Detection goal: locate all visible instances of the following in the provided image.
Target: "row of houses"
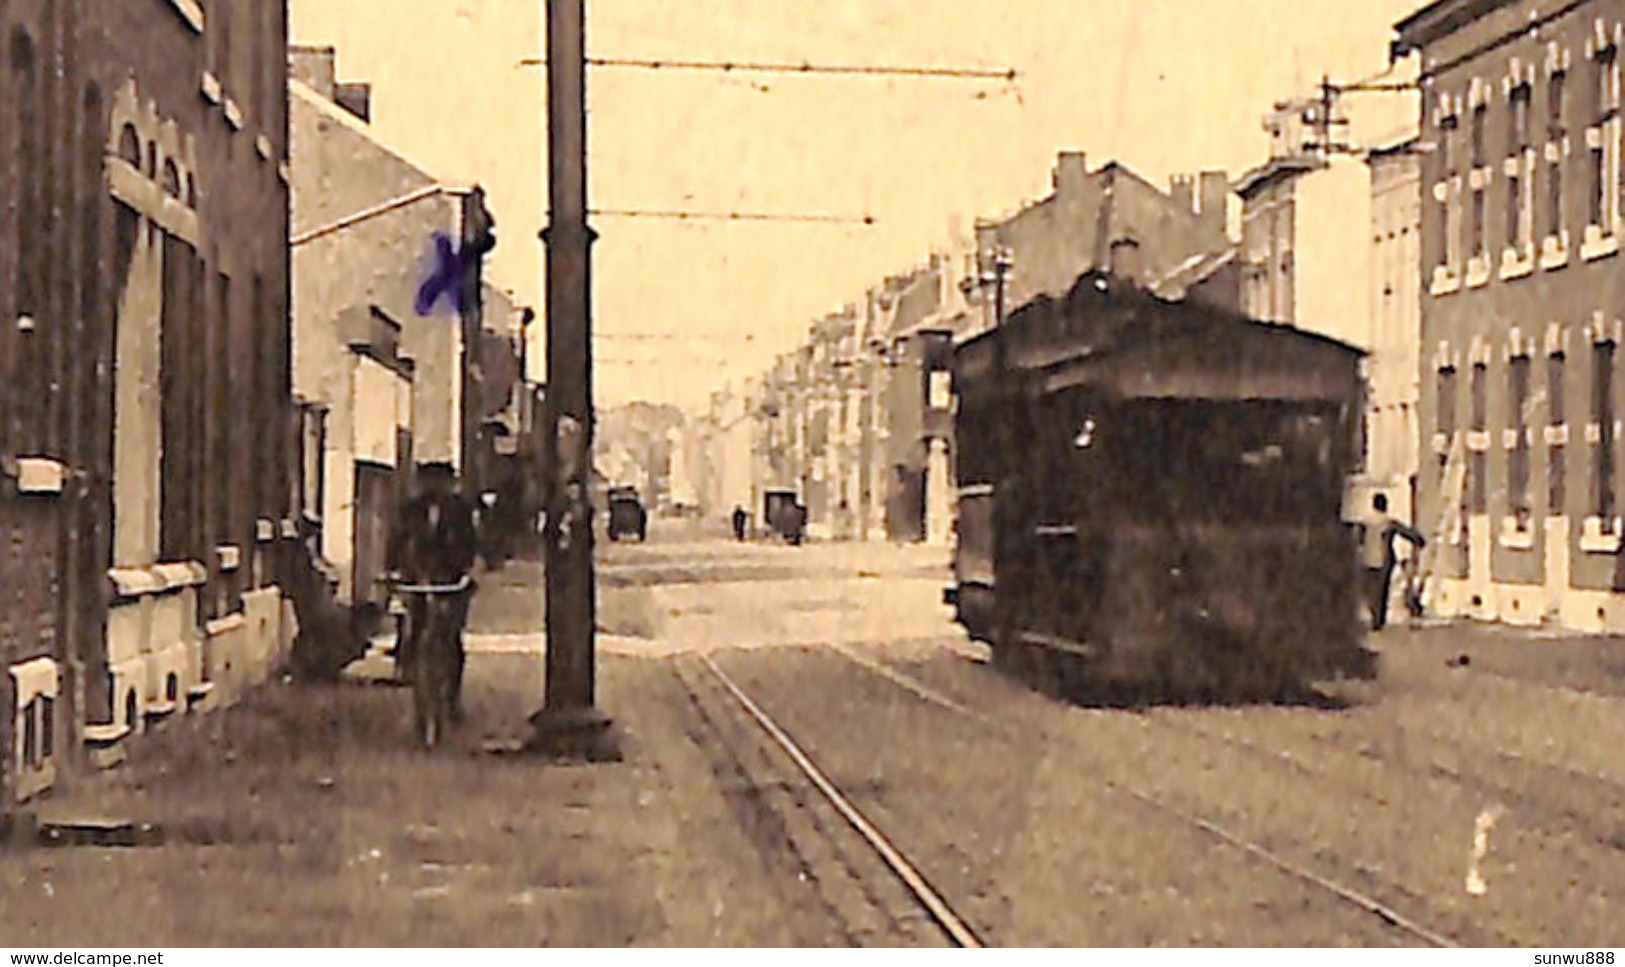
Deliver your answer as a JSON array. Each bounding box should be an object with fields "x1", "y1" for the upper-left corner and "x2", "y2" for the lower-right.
[
  {"x1": 687, "y1": 149, "x2": 1298, "y2": 545},
  {"x1": 694, "y1": 0, "x2": 1625, "y2": 636},
  {"x1": 0, "y1": 5, "x2": 538, "y2": 808}
]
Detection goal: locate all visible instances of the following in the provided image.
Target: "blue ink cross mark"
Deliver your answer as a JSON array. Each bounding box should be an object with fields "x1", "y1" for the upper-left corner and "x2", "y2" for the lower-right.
[{"x1": 415, "y1": 232, "x2": 468, "y2": 316}]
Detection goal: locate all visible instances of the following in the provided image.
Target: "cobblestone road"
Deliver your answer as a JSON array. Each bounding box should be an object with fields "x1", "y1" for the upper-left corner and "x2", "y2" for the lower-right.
[{"x1": 2, "y1": 520, "x2": 1620, "y2": 945}]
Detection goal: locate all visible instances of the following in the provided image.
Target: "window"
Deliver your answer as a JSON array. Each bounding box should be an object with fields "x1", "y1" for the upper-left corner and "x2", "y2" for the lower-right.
[
  {"x1": 1469, "y1": 361, "x2": 1488, "y2": 513},
  {"x1": 1589, "y1": 45, "x2": 1620, "y2": 243},
  {"x1": 1515, "y1": 82, "x2": 1534, "y2": 151},
  {"x1": 1551, "y1": 69, "x2": 1569, "y2": 141},
  {"x1": 160, "y1": 235, "x2": 198, "y2": 561},
  {"x1": 1440, "y1": 114, "x2": 1458, "y2": 176},
  {"x1": 1550, "y1": 350, "x2": 1567, "y2": 425},
  {"x1": 1437, "y1": 365, "x2": 1459, "y2": 435},
  {"x1": 1597, "y1": 44, "x2": 1618, "y2": 123},
  {"x1": 1472, "y1": 183, "x2": 1488, "y2": 258},
  {"x1": 1552, "y1": 439, "x2": 1569, "y2": 513},
  {"x1": 1549, "y1": 70, "x2": 1569, "y2": 241},
  {"x1": 1471, "y1": 451, "x2": 1489, "y2": 514},
  {"x1": 1471, "y1": 361, "x2": 1488, "y2": 431},
  {"x1": 1509, "y1": 84, "x2": 1534, "y2": 251},
  {"x1": 1593, "y1": 340, "x2": 1616, "y2": 526},
  {"x1": 1437, "y1": 112, "x2": 1461, "y2": 277},
  {"x1": 1551, "y1": 349, "x2": 1568, "y2": 514},
  {"x1": 1472, "y1": 103, "x2": 1488, "y2": 168},
  {"x1": 1510, "y1": 355, "x2": 1533, "y2": 527}
]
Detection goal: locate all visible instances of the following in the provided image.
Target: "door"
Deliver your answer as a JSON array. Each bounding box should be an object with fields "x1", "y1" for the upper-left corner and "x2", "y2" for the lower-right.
[{"x1": 352, "y1": 462, "x2": 396, "y2": 609}]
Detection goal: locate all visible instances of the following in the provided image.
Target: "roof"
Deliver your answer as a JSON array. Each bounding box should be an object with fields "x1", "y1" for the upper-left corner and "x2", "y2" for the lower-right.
[
  {"x1": 956, "y1": 268, "x2": 1363, "y2": 383},
  {"x1": 1234, "y1": 155, "x2": 1323, "y2": 197},
  {"x1": 289, "y1": 78, "x2": 458, "y2": 191},
  {"x1": 1152, "y1": 246, "x2": 1238, "y2": 300},
  {"x1": 1393, "y1": 0, "x2": 1521, "y2": 52},
  {"x1": 1366, "y1": 133, "x2": 1424, "y2": 163}
]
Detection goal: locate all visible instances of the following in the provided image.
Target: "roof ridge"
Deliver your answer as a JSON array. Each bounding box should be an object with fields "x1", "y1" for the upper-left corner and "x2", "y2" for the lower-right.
[{"x1": 289, "y1": 77, "x2": 458, "y2": 188}]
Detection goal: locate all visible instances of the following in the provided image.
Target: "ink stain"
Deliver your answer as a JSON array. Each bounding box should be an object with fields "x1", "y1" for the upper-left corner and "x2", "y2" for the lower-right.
[{"x1": 415, "y1": 232, "x2": 469, "y2": 316}]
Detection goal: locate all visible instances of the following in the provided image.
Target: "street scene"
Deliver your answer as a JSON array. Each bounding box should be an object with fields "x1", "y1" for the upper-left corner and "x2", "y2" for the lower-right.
[{"x1": 2, "y1": 0, "x2": 1625, "y2": 951}]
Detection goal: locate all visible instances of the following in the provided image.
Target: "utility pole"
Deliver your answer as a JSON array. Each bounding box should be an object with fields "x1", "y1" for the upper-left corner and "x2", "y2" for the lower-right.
[
  {"x1": 459, "y1": 187, "x2": 496, "y2": 495},
  {"x1": 528, "y1": 0, "x2": 617, "y2": 760}
]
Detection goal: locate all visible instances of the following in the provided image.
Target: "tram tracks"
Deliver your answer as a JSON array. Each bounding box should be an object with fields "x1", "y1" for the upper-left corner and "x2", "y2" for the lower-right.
[
  {"x1": 671, "y1": 652, "x2": 984, "y2": 947},
  {"x1": 678, "y1": 641, "x2": 1491, "y2": 946},
  {"x1": 819, "y1": 641, "x2": 1510, "y2": 947}
]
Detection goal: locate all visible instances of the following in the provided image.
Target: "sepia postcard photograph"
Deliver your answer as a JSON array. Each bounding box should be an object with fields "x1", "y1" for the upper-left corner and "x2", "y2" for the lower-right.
[{"x1": 0, "y1": 0, "x2": 1621, "y2": 955}]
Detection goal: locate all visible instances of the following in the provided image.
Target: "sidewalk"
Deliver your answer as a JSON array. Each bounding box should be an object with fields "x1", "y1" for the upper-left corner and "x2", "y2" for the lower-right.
[
  {"x1": 1374, "y1": 619, "x2": 1625, "y2": 698},
  {"x1": 0, "y1": 645, "x2": 818, "y2": 945}
]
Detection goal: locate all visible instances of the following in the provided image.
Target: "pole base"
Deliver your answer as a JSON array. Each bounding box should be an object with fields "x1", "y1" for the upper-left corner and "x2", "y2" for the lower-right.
[{"x1": 518, "y1": 705, "x2": 622, "y2": 762}]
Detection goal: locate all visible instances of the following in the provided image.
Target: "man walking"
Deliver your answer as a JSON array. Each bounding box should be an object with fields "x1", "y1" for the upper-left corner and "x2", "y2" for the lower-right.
[
  {"x1": 1360, "y1": 493, "x2": 1426, "y2": 631},
  {"x1": 731, "y1": 505, "x2": 749, "y2": 541}
]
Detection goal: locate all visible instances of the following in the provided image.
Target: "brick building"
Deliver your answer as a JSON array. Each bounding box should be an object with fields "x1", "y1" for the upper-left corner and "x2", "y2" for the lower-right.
[
  {"x1": 1395, "y1": 0, "x2": 1625, "y2": 629},
  {"x1": 1, "y1": 0, "x2": 294, "y2": 803}
]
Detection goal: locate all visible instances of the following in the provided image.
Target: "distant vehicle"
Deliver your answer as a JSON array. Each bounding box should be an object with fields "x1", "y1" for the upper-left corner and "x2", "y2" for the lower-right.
[
  {"x1": 947, "y1": 269, "x2": 1375, "y2": 702},
  {"x1": 606, "y1": 486, "x2": 648, "y2": 542},
  {"x1": 763, "y1": 489, "x2": 805, "y2": 545}
]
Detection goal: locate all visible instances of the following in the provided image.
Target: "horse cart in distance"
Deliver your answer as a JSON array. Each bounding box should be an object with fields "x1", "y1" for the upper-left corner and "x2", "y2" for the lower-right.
[
  {"x1": 948, "y1": 270, "x2": 1375, "y2": 703},
  {"x1": 763, "y1": 489, "x2": 806, "y2": 545},
  {"x1": 606, "y1": 485, "x2": 648, "y2": 542}
]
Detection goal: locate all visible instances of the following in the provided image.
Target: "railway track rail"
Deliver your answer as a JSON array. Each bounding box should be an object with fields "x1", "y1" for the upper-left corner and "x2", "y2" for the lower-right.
[
  {"x1": 821, "y1": 641, "x2": 1475, "y2": 948},
  {"x1": 673, "y1": 652, "x2": 986, "y2": 948}
]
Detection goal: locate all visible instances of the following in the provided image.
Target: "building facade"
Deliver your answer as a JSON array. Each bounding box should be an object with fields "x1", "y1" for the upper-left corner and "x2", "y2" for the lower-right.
[
  {"x1": 1239, "y1": 89, "x2": 1430, "y2": 519},
  {"x1": 1367, "y1": 134, "x2": 1427, "y2": 525},
  {"x1": 290, "y1": 46, "x2": 525, "y2": 608},
  {"x1": 2, "y1": 0, "x2": 295, "y2": 804},
  {"x1": 1396, "y1": 0, "x2": 1625, "y2": 629}
]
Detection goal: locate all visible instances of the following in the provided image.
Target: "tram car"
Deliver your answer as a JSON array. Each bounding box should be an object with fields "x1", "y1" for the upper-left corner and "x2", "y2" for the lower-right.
[{"x1": 946, "y1": 270, "x2": 1376, "y2": 701}]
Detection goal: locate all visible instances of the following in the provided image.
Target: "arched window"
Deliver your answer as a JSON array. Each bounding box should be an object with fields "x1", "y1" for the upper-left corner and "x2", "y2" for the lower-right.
[
  {"x1": 185, "y1": 172, "x2": 197, "y2": 208},
  {"x1": 145, "y1": 140, "x2": 156, "y2": 178},
  {"x1": 162, "y1": 159, "x2": 180, "y2": 198}
]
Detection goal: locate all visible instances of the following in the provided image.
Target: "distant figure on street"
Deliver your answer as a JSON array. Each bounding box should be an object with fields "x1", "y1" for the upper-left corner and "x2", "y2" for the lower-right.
[
  {"x1": 731, "y1": 505, "x2": 749, "y2": 541},
  {"x1": 386, "y1": 461, "x2": 481, "y2": 719},
  {"x1": 1360, "y1": 493, "x2": 1426, "y2": 631}
]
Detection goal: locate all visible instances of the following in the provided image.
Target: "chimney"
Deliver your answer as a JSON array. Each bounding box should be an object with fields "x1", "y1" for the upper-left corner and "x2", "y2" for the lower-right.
[
  {"x1": 289, "y1": 45, "x2": 338, "y2": 100},
  {"x1": 1053, "y1": 150, "x2": 1089, "y2": 201},
  {"x1": 1169, "y1": 174, "x2": 1195, "y2": 215},
  {"x1": 1197, "y1": 171, "x2": 1230, "y2": 237},
  {"x1": 335, "y1": 82, "x2": 372, "y2": 122}
]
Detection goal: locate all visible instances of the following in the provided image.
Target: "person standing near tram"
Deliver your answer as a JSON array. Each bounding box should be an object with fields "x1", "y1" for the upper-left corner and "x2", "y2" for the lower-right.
[{"x1": 1359, "y1": 493, "x2": 1426, "y2": 631}]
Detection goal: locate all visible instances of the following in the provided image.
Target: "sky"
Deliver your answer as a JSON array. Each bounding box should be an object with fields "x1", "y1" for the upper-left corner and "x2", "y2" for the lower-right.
[{"x1": 291, "y1": 0, "x2": 1424, "y2": 411}]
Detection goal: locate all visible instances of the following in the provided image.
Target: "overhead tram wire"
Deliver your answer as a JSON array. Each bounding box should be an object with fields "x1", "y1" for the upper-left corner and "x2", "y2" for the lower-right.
[
  {"x1": 518, "y1": 55, "x2": 1017, "y2": 83},
  {"x1": 590, "y1": 207, "x2": 874, "y2": 225}
]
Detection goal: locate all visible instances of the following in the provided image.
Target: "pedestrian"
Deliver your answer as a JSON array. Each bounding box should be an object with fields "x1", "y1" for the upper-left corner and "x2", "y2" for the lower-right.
[
  {"x1": 1360, "y1": 493, "x2": 1426, "y2": 631},
  {"x1": 731, "y1": 505, "x2": 748, "y2": 541}
]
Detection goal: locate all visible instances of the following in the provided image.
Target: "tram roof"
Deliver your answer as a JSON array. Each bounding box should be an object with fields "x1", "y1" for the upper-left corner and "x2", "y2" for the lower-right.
[{"x1": 953, "y1": 270, "x2": 1364, "y2": 400}]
